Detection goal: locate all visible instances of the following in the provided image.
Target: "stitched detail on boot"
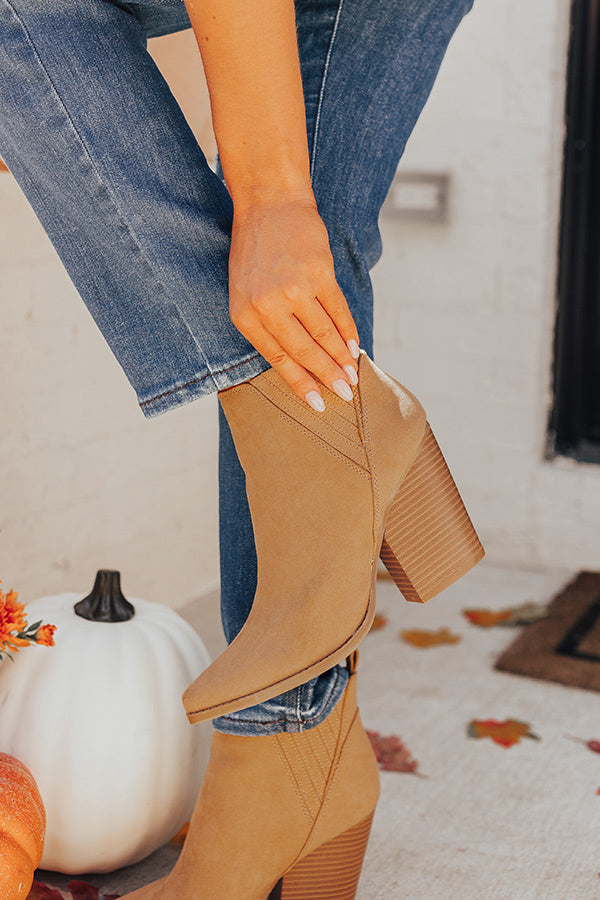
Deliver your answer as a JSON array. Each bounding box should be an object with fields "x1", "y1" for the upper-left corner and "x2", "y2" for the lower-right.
[
  {"x1": 275, "y1": 738, "x2": 314, "y2": 826},
  {"x1": 289, "y1": 709, "x2": 362, "y2": 864},
  {"x1": 356, "y1": 371, "x2": 381, "y2": 541},
  {"x1": 274, "y1": 694, "x2": 347, "y2": 833},
  {"x1": 264, "y1": 381, "x2": 362, "y2": 452},
  {"x1": 252, "y1": 396, "x2": 371, "y2": 479},
  {"x1": 252, "y1": 387, "x2": 367, "y2": 470},
  {"x1": 297, "y1": 742, "x2": 328, "y2": 810},
  {"x1": 251, "y1": 378, "x2": 368, "y2": 471},
  {"x1": 275, "y1": 689, "x2": 360, "y2": 871},
  {"x1": 275, "y1": 733, "x2": 334, "y2": 824},
  {"x1": 262, "y1": 373, "x2": 360, "y2": 433},
  {"x1": 318, "y1": 709, "x2": 360, "y2": 811}
]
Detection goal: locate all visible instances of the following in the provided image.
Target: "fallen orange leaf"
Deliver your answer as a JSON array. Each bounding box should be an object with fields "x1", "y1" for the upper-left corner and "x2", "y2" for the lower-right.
[
  {"x1": 463, "y1": 609, "x2": 513, "y2": 627},
  {"x1": 370, "y1": 613, "x2": 389, "y2": 632},
  {"x1": 468, "y1": 718, "x2": 540, "y2": 747},
  {"x1": 463, "y1": 602, "x2": 547, "y2": 627},
  {"x1": 28, "y1": 885, "x2": 65, "y2": 900},
  {"x1": 400, "y1": 626, "x2": 461, "y2": 648},
  {"x1": 366, "y1": 730, "x2": 420, "y2": 774},
  {"x1": 28, "y1": 882, "x2": 120, "y2": 900}
]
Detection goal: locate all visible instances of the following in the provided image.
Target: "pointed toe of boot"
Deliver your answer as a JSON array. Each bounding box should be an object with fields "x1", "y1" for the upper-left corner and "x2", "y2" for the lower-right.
[{"x1": 182, "y1": 580, "x2": 376, "y2": 722}]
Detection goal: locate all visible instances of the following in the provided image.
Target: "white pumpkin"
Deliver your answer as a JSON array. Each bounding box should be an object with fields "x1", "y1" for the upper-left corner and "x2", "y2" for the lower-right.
[{"x1": 0, "y1": 571, "x2": 212, "y2": 874}]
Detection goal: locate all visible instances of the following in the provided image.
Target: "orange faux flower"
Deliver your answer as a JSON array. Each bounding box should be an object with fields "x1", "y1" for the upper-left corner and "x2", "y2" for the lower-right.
[
  {"x1": 0, "y1": 587, "x2": 27, "y2": 632},
  {"x1": 0, "y1": 580, "x2": 57, "y2": 659},
  {"x1": 35, "y1": 624, "x2": 56, "y2": 647},
  {"x1": 0, "y1": 586, "x2": 29, "y2": 653}
]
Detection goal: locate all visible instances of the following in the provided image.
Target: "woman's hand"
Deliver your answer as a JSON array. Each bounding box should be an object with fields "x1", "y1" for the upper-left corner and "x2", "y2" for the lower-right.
[
  {"x1": 183, "y1": 0, "x2": 357, "y2": 407},
  {"x1": 229, "y1": 197, "x2": 360, "y2": 410}
]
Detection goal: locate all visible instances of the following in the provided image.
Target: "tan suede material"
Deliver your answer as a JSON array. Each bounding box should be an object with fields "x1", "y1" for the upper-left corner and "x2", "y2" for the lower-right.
[
  {"x1": 121, "y1": 668, "x2": 380, "y2": 900},
  {"x1": 356, "y1": 357, "x2": 428, "y2": 542},
  {"x1": 183, "y1": 353, "x2": 427, "y2": 722},
  {"x1": 280, "y1": 666, "x2": 381, "y2": 862}
]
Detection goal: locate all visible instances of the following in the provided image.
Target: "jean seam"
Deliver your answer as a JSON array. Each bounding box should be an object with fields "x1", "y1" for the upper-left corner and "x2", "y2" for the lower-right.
[
  {"x1": 218, "y1": 713, "x2": 290, "y2": 726},
  {"x1": 296, "y1": 683, "x2": 305, "y2": 724},
  {"x1": 139, "y1": 353, "x2": 264, "y2": 407},
  {"x1": 309, "y1": 0, "x2": 345, "y2": 183},
  {"x1": 2, "y1": 0, "x2": 217, "y2": 388}
]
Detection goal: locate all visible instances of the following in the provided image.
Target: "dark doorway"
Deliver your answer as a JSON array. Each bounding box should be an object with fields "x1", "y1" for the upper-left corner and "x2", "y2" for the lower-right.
[{"x1": 551, "y1": 0, "x2": 600, "y2": 463}]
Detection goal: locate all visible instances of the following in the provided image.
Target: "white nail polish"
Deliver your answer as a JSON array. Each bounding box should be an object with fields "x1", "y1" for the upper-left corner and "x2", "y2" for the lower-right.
[
  {"x1": 332, "y1": 379, "x2": 354, "y2": 402},
  {"x1": 347, "y1": 339, "x2": 360, "y2": 359},
  {"x1": 344, "y1": 365, "x2": 359, "y2": 386},
  {"x1": 305, "y1": 390, "x2": 326, "y2": 412}
]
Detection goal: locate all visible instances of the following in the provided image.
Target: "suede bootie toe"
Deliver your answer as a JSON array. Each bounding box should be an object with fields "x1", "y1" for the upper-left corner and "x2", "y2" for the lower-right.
[{"x1": 183, "y1": 352, "x2": 484, "y2": 723}]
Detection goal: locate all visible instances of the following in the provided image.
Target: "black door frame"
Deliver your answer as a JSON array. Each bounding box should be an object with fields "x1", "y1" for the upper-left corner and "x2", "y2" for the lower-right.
[{"x1": 550, "y1": 0, "x2": 600, "y2": 463}]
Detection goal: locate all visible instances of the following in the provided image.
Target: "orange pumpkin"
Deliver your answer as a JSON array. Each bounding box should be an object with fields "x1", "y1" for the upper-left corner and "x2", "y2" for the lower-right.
[{"x1": 0, "y1": 753, "x2": 46, "y2": 899}]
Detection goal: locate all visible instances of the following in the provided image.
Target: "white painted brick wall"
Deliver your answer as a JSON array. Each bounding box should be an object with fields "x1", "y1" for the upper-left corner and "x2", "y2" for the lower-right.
[
  {"x1": 374, "y1": 0, "x2": 600, "y2": 570},
  {"x1": 0, "y1": 33, "x2": 220, "y2": 610},
  {"x1": 1, "y1": 1, "x2": 597, "y2": 616}
]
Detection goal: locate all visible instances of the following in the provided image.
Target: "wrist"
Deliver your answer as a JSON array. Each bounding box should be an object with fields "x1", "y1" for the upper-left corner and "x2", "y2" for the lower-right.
[
  {"x1": 218, "y1": 135, "x2": 313, "y2": 214},
  {"x1": 231, "y1": 183, "x2": 317, "y2": 220}
]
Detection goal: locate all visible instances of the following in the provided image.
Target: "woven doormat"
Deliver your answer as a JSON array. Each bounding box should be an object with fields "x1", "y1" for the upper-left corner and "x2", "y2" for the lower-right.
[{"x1": 495, "y1": 570, "x2": 600, "y2": 691}]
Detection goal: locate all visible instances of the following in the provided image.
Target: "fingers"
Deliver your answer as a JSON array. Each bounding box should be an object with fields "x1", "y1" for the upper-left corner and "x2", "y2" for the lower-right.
[
  {"x1": 240, "y1": 319, "x2": 328, "y2": 410},
  {"x1": 234, "y1": 304, "x2": 357, "y2": 410},
  {"x1": 315, "y1": 284, "x2": 361, "y2": 363},
  {"x1": 272, "y1": 308, "x2": 356, "y2": 398},
  {"x1": 227, "y1": 199, "x2": 362, "y2": 408},
  {"x1": 293, "y1": 289, "x2": 359, "y2": 381}
]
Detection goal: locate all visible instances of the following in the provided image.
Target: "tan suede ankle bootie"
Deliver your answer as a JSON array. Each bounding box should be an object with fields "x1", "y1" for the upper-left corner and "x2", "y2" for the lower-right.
[
  {"x1": 183, "y1": 352, "x2": 484, "y2": 723},
  {"x1": 123, "y1": 653, "x2": 379, "y2": 900}
]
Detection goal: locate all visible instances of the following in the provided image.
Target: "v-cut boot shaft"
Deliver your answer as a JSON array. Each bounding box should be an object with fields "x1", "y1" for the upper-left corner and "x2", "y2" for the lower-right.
[
  {"x1": 183, "y1": 352, "x2": 429, "y2": 723},
  {"x1": 121, "y1": 656, "x2": 380, "y2": 900}
]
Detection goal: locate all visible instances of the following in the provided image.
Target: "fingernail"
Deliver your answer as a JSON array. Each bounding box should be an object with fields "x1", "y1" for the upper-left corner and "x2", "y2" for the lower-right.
[
  {"x1": 332, "y1": 379, "x2": 354, "y2": 402},
  {"x1": 344, "y1": 365, "x2": 358, "y2": 386},
  {"x1": 305, "y1": 390, "x2": 326, "y2": 412},
  {"x1": 347, "y1": 339, "x2": 360, "y2": 359}
]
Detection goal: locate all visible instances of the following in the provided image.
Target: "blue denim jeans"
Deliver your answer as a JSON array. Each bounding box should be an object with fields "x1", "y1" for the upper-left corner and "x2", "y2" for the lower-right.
[{"x1": 0, "y1": 0, "x2": 473, "y2": 734}]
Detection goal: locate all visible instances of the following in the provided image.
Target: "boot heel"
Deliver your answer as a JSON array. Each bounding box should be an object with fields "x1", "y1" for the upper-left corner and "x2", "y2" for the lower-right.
[
  {"x1": 269, "y1": 812, "x2": 374, "y2": 900},
  {"x1": 380, "y1": 423, "x2": 484, "y2": 603}
]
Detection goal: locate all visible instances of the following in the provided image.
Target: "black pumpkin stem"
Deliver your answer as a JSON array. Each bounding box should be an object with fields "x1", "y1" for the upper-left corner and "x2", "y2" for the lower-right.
[{"x1": 75, "y1": 570, "x2": 135, "y2": 622}]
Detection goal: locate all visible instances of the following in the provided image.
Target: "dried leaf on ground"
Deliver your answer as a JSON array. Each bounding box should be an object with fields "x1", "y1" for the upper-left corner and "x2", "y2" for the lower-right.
[
  {"x1": 366, "y1": 730, "x2": 420, "y2": 774},
  {"x1": 468, "y1": 718, "x2": 540, "y2": 747},
  {"x1": 463, "y1": 602, "x2": 548, "y2": 628},
  {"x1": 28, "y1": 885, "x2": 67, "y2": 900},
  {"x1": 28, "y1": 883, "x2": 120, "y2": 900},
  {"x1": 564, "y1": 735, "x2": 600, "y2": 754},
  {"x1": 400, "y1": 626, "x2": 461, "y2": 648},
  {"x1": 369, "y1": 613, "x2": 389, "y2": 632},
  {"x1": 462, "y1": 608, "x2": 513, "y2": 627},
  {"x1": 67, "y1": 882, "x2": 101, "y2": 899},
  {"x1": 502, "y1": 602, "x2": 549, "y2": 626},
  {"x1": 70, "y1": 883, "x2": 120, "y2": 900}
]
